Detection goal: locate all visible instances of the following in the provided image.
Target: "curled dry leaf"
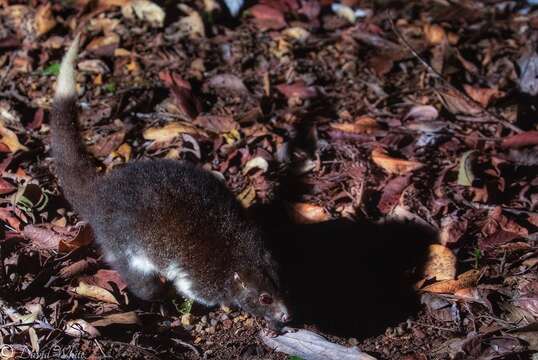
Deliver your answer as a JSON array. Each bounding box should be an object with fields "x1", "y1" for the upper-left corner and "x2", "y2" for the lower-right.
[
  {"x1": 463, "y1": 85, "x2": 504, "y2": 108},
  {"x1": 194, "y1": 115, "x2": 238, "y2": 134},
  {"x1": 249, "y1": 4, "x2": 286, "y2": 30},
  {"x1": 88, "y1": 130, "x2": 126, "y2": 157},
  {"x1": 0, "y1": 122, "x2": 28, "y2": 153},
  {"x1": 282, "y1": 27, "x2": 310, "y2": 42},
  {"x1": 82, "y1": 269, "x2": 128, "y2": 292},
  {"x1": 23, "y1": 223, "x2": 92, "y2": 251},
  {"x1": 238, "y1": 185, "x2": 256, "y2": 208},
  {"x1": 276, "y1": 82, "x2": 317, "y2": 99},
  {"x1": 377, "y1": 175, "x2": 411, "y2": 214},
  {"x1": 65, "y1": 319, "x2": 101, "y2": 338},
  {"x1": 423, "y1": 244, "x2": 457, "y2": 281},
  {"x1": 74, "y1": 281, "x2": 119, "y2": 304},
  {"x1": 143, "y1": 122, "x2": 204, "y2": 142},
  {"x1": 289, "y1": 202, "x2": 330, "y2": 224},
  {"x1": 423, "y1": 269, "x2": 480, "y2": 294},
  {"x1": 207, "y1": 74, "x2": 249, "y2": 94},
  {"x1": 35, "y1": 3, "x2": 56, "y2": 37},
  {"x1": 371, "y1": 148, "x2": 424, "y2": 175},
  {"x1": 243, "y1": 156, "x2": 269, "y2": 174},
  {"x1": 439, "y1": 215, "x2": 468, "y2": 246},
  {"x1": 437, "y1": 88, "x2": 482, "y2": 116},
  {"x1": 121, "y1": 0, "x2": 165, "y2": 27},
  {"x1": 59, "y1": 258, "x2": 97, "y2": 279},
  {"x1": 424, "y1": 24, "x2": 447, "y2": 45},
  {"x1": 331, "y1": 116, "x2": 380, "y2": 135},
  {"x1": 404, "y1": 105, "x2": 439, "y2": 122},
  {"x1": 0, "y1": 178, "x2": 16, "y2": 195},
  {"x1": 91, "y1": 311, "x2": 140, "y2": 327},
  {"x1": 77, "y1": 59, "x2": 110, "y2": 74},
  {"x1": 159, "y1": 71, "x2": 200, "y2": 119},
  {"x1": 86, "y1": 33, "x2": 120, "y2": 57}
]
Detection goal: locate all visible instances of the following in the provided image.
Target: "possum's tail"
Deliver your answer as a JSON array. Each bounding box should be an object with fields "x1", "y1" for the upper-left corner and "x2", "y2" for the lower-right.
[{"x1": 51, "y1": 35, "x2": 98, "y2": 211}]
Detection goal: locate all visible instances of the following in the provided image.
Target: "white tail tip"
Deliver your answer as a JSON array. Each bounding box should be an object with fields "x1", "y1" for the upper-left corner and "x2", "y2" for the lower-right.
[{"x1": 55, "y1": 35, "x2": 80, "y2": 99}]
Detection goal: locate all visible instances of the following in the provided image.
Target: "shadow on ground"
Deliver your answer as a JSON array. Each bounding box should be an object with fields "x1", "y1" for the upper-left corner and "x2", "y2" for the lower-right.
[{"x1": 254, "y1": 203, "x2": 434, "y2": 339}]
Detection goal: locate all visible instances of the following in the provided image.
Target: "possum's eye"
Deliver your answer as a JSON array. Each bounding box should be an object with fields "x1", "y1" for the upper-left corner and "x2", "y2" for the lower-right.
[{"x1": 259, "y1": 293, "x2": 273, "y2": 305}]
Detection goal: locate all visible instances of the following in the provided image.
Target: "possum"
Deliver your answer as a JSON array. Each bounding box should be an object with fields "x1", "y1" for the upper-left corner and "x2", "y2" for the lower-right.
[{"x1": 50, "y1": 36, "x2": 290, "y2": 330}]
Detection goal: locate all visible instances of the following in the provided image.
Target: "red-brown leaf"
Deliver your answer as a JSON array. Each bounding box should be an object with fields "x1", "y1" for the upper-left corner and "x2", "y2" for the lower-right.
[{"x1": 501, "y1": 131, "x2": 538, "y2": 149}]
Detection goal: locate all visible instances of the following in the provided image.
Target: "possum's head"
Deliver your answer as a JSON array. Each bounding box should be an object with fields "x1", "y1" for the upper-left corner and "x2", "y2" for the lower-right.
[{"x1": 231, "y1": 253, "x2": 291, "y2": 330}]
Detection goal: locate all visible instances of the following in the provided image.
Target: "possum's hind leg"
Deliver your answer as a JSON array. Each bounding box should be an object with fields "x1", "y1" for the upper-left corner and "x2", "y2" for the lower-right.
[{"x1": 111, "y1": 254, "x2": 166, "y2": 301}]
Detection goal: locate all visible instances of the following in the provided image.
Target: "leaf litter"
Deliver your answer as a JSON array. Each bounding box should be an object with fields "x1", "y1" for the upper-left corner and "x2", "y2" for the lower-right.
[{"x1": 0, "y1": 0, "x2": 537, "y2": 359}]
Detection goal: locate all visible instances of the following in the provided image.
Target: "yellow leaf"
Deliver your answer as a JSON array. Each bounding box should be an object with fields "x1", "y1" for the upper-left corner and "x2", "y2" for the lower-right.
[
  {"x1": 289, "y1": 203, "x2": 330, "y2": 224},
  {"x1": 238, "y1": 186, "x2": 256, "y2": 208},
  {"x1": 74, "y1": 282, "x2": 119, "y2": 304},
  {"x1": 143, "y1": 122, "x2": 204, "y2": 142},
  {"x1": 282, "y1": 27, "x2": 310, "y2": 42},
  {"x1": 331, "y1": 116, "x2": 380, "y2": 134},
  {"x1": 422, "y1": 269, "x2": 480, "y2": 294},
  {"x1": 0, "y1": 122, "x2": 28, "y2": 153},
  {"x1": 371, "y1": 148, "x2": 423, "y2": 175},
  {"x1": 424, "y1": 24, "x2": 446, "y2": 45},
  {"x1": 423, "y1": 244, "x2": 456, "y2": 281},
  {"x1": 35, "y1": 3, "x2": 56, "y2": 37}
]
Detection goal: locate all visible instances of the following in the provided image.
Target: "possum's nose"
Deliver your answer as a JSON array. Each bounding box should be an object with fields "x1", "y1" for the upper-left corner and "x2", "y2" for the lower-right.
[{"x1": 281, "y1": 313, "x2": 291, "y2": 323}]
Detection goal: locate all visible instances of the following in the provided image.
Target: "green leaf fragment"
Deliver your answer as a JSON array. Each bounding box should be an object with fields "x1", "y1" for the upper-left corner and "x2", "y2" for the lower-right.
[
  {"x1": 42, "y1": 62, "x2": 61, "y2": 76},
  {"x1": 103, "y1": 82, "x2": 116, "y2": 94}
]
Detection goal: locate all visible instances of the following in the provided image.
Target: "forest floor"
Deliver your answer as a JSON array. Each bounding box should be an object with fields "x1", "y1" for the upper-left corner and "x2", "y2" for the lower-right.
[{"x1": 0, "y1": 0, "x2": 537, "y2": 359}]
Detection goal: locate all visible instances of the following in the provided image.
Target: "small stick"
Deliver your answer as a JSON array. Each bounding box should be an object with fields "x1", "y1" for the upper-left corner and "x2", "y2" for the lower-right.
[{"x1": 387, "y1": 15, "x2": 523, "y2": 134}]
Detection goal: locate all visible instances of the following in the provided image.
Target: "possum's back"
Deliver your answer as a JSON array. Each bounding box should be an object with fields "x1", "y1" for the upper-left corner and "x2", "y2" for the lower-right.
[{"x1": 85, "y1": 159, "x2": 252, "y2": 269}]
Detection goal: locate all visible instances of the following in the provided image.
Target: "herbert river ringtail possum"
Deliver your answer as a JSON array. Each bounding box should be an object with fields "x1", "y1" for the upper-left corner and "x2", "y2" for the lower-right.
[{"x1": 50, "y1": 36, "x2": 290, "y2": 330}]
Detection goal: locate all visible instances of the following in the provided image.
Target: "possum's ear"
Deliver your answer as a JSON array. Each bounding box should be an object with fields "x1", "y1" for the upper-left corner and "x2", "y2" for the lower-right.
[{"x1": 233, "y1": 272, "x2": 247, "y2": 289}]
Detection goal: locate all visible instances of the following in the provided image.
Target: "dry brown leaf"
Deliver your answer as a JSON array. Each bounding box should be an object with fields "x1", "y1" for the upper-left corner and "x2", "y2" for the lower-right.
[
  {"x1": 422, "y1": 269, "x2": 480, "y2": 294},
  {"x1": 501, "y1": 131, "x2": 538, "y2": 149},
  {"x1": 91, "y1": 311, "x2": 140, "y2": 327},
  {"x1": 58, "y1": 225, "x2": 94, "y2": 252},
  {"x1": 0, "y1": 122, "x2": 28, "y2": 153},
  {"x1": 250, "y1": 4, "x2": 286, "y2": 30},
  {"x1": 289, "y1": 203, "x2": 330, "y2": 224},
  {"x1": 423, "y1": 244, "x2": 457, "y2": 281},
  {"x1": 437, "y1": 88, "x2": 482, "y2": 115},
  {"x1": 81, "y1": 269, "x2": 128, "y2": 292},
  {"x1": 463, "y1": 85, "x2": 504, "y2": 107},
  {"x1": 331, "y1": 116, "x2": 380, "y2": 134},
  {"x1": 35, "y1": 3, "x2": 56, "y2": 37},
  {"x1": 59, "y1": 258, "x2": 97, "y2": 279},
  {"x1": 371, "y1": 148, "x2": 424, "y2": 175},
  {"x1": 143, "y1": 122, "x2": 204, "y2": 142},
  {"x1": 74, "y1": 281, "x2": 119, "y2": 304},
  {"x1": 424, "y1": 24, "x2": 447, "y2": 45},
  {"x1": 86, "y1": 33, "x2": 120, "y2": 57}
]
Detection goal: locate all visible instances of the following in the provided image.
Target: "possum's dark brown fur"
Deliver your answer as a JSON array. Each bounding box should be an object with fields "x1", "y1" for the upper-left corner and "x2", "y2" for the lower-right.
[{"x1": 50, "y1": 37, "x2": 290, "y2": 329}]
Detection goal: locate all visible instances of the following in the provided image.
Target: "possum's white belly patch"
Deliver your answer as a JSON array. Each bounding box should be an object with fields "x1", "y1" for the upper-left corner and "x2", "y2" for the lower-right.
[
  {"x1": 164, "y1": 263, "x2": 214, "y2": 306},
  {"x1": 127, "y1": 249, "x2": 157, "y2": 274}
]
